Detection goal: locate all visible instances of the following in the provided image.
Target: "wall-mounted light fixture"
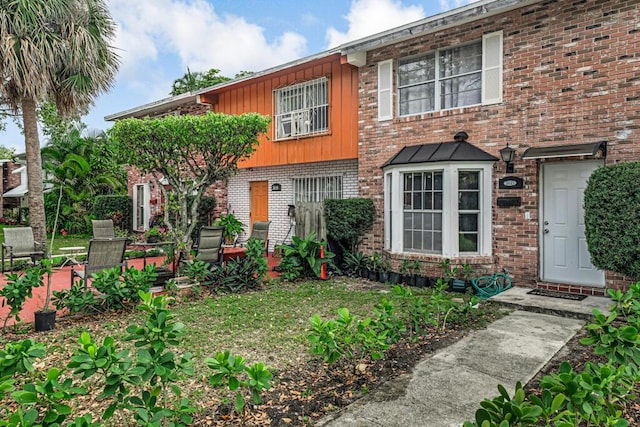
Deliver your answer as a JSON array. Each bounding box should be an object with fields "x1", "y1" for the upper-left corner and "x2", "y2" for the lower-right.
[
  {"x1": 499, "y1": 143, "x2": 516, "y2": 173},
  {"x1": 271, "y1": 183, "x2": 282, "y2": 192}
]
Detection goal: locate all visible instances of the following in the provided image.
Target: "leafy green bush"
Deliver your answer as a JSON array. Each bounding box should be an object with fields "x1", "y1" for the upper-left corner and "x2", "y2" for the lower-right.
[
  {"x1": 206, "y1": 350, "x2": 273, "y2": 414},
  {"x1": 584, "y1": 162, "x2": 640, "y2": 278},
  {"x1": 92, "y1": 195, "x2": 132, "y2": 233},
  {"x1": 0, "y1": 265, "x2": 46, "y2": 329},
  {"x1": 324, "y1": 198, "x2": 375, "y2": 255},
  {"x1": 276, "y1": 232, "x2": 335, "y2": 280}
]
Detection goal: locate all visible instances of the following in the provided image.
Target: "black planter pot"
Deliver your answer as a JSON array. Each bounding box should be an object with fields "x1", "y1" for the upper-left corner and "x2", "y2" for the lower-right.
[
  {"x1": 368, "y1": 269, "x2": 379, "y2": 281},
  {"x1": 378, "y1": 271, "x2": 390, "y2": 283},
  {"x1": 388, "y1": 272, "x2": 403, "y2": 284},
  {"x1": 147, "y1": 235, "x2": 159, "y2": 243},
  {"x1": 34, "y1": 310, "x2": 56, "y2": 332},
  {"x1": 404, "y1": 274, "x2": 417, "y2": 287},
  {"x1": 415, "y1": 275, "x2": 429, "y2": 288},
  {"x1": 450, "y1": 278, "x2": 467, "y2": 292},
  {"x1": 361, "y1": 267, "x2": 371, "y2": 279}
]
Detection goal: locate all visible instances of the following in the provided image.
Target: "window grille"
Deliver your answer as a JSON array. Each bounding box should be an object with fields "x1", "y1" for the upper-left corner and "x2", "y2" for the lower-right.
[
  {"x1": 274, "y1": 77, "x2": 329, "y2": 140},
  {"x1": 292, "y1": 175, "x2": 343, "y2": 203},
  {"x1": 402, "y1": 171, "x2": 443, "y2": 253}
]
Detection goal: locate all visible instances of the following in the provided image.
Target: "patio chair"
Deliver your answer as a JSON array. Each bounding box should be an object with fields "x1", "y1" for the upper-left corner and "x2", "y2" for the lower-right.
[
  {"x1": 193, "y1": 226, "x2": 225, "y2": 266},
  {"x1": 239, "y1": 221, "x2": 271, "y2": 256},
  {"x1": 92, "y1": 219, "x2": 115, "y2": 239},
  {"x1": 71, "y1": 237, "x2": 129, "y2": 288},
  {"x1": 1, "y1": 227, "x2": 45, "y2": 273}
]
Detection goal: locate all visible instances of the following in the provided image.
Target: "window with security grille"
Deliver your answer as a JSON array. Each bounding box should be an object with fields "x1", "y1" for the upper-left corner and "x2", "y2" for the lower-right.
[
  {"x1": 293, "y1": 175, "x2": 342, "y2": 203},
  {"x1": 275, "y1": 77, "x2": 329, "y2": 140}
]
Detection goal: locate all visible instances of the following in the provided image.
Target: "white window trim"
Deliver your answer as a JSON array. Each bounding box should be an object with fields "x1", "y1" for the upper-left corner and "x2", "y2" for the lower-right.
[
  {"x1": 395, "y1": 31, "x2": 503, "y2": 117},
  {"x1": 384, "y1": 162, "x2": 493, "y2": 258}
]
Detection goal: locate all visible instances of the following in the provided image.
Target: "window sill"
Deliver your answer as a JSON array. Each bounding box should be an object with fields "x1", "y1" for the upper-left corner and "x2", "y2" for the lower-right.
[{"x1": 274, "y1": 131, "x2": 331, "y2": 142}]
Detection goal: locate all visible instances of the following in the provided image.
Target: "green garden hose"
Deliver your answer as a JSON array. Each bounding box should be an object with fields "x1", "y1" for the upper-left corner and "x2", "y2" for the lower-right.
[{"x1": 471, "y1": 272, "x2": 512, "y2": 300}]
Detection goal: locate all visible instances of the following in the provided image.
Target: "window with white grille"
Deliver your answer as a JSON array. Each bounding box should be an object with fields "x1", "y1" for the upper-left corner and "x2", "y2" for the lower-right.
[
  {"x1": 292, "y1": 175, "x2": 342, "y2": 202},
  {"x1": 275, "y1": 77, "x2": 329, "y2": 140}
]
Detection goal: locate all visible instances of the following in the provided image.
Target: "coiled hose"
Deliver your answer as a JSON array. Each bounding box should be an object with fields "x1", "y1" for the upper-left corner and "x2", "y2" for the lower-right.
[{"x1": 471, "y1": 272, "x2": 512, "y2": 300}]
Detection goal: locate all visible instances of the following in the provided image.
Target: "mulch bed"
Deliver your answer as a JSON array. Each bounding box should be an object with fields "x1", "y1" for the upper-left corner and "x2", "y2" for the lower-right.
[{"x1": 195, "y1": 325, "x2": 475, "y2": 426}]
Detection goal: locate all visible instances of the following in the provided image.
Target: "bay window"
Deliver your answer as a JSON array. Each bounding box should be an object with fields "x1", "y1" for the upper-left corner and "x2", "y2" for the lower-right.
[{"x1": 384, "y1": 163, "x2": 493, "y2": 257}]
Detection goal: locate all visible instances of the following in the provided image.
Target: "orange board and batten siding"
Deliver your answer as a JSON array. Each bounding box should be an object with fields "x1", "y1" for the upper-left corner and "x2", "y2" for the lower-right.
[{"x1": 199, "y1": 53, "x2": 359, "y2": 168}]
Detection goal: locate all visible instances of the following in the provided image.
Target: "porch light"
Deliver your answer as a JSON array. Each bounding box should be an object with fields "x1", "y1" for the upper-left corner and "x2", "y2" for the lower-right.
[{"x1": 499, "y1": 143, "x2": 516, "y2": 173}]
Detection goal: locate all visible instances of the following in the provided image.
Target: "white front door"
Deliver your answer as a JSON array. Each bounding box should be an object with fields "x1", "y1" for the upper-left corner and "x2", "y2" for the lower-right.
[{"x1": 542, "y1": 161, "x2": 604, "y2": 287}]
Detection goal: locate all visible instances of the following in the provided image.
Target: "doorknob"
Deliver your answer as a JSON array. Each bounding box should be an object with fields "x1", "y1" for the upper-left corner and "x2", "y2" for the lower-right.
[
  {"x1": 544, "y1": 221, "x2": 549, "y2": 226},
  {"x1": 544, "y1": 228, "x2": 549, "y2": 234}
]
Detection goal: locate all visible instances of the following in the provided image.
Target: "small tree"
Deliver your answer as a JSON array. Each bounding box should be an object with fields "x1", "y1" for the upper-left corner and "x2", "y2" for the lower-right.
[
  {"x1": 110, "y1": 112, "x2": 270, "y2": 256},
  {"x1": 584, "y1": 161, "x2": 640, "y2": 278}
]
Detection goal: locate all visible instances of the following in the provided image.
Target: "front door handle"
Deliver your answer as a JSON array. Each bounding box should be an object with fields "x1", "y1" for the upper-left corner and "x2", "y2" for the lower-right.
[{"x1": 544, "y1": 228, "x2": 549, "y2": 234}]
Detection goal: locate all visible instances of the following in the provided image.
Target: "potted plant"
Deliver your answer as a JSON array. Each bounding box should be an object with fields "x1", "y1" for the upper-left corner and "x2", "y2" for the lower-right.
[
  {"x1": 343, "y1": 251, "x2": 365, "y2": 277},
  {"x1": 452, "y1": 263, "x2": 474, "y2": 293},
  {"x1": 378, "y1": 255, "x2": 392, "y2": 283},
  {"x1": 35, "y1": 259, "x2": 56, "y2": 332},
  {"x1": 216, "y1": 213, "x2": 245, "y2": 245},
  {"x1": 144, "y1": 225, "x2": 167, "y2": 243},
  {"x1": 400, "y1": 259, "x2": 420, "y2": 287},
  {"x1": 367, "y1": 252, "x2": 382, "y2": 281}
]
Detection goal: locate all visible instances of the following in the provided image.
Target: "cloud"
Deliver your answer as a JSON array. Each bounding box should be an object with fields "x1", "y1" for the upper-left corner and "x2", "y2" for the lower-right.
[
  {"x1": 108, "y1": 0, "x2": 308, "y2": 79},
  {"x1": 325, "y1": 0, "x2": 425, "y2": 48}
]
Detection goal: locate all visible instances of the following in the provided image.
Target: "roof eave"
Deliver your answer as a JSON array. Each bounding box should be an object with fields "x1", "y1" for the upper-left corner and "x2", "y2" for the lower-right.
[{"x1": 342, "y1": 0, "x2": 544, "y2": 57}]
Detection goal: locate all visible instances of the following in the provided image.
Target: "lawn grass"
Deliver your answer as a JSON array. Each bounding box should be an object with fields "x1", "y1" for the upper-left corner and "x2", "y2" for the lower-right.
[{"x1": 14, "y1": 277, "x2": 394, "y2": 415}]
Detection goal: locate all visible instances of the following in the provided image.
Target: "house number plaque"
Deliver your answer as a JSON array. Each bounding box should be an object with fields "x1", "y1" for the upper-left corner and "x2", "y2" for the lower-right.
[{"x1": 499, "y1": 176, "x2": 524, "y2": 189}]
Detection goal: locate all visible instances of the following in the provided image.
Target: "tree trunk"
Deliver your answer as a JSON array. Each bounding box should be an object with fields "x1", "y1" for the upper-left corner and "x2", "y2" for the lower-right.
[{"x1": 22, "y1": 98, "x2": 47, "y2": 244}]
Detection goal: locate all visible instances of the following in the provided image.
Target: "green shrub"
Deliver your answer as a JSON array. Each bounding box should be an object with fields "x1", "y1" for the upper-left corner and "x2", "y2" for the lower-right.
[
  {"x1": 276, "y1": 232, "x2": 334, "y2": 280},
  {"x1": 92, "y1": 195, "x2": 132, "y2": 232},
  {"x1": 584, "y1": 162, "x2": 640, "y2": 278},
  {"x1": 324, "y1": 198, "x2": 375, "y2": 254}
]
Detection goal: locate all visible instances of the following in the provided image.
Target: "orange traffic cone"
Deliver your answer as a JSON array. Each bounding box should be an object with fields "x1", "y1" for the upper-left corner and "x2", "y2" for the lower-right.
[{"x1": 320, "y1": 245, "x2": 327, "y2": 279}]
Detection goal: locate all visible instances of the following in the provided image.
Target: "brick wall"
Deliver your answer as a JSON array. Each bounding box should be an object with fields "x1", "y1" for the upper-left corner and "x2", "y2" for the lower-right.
[
  {"x1": 227, "y1": 159, "x2": 358, "y2": 252},
  {"x1": 357, "y1": 0, "x2": 640, "y2": 291}
]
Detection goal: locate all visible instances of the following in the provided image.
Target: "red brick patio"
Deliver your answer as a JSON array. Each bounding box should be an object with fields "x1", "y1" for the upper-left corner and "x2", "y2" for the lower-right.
[{"x1": 0, "y1": 254, "x2": 281, "y2": 328}]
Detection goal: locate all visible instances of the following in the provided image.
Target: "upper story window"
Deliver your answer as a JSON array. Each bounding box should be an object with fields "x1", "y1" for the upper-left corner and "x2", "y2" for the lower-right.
[
  {"x1": 274, "y1": 77, "x2": 329, "y2": 140},
  {"x1": 398, "y1": 41, "x2": 482, "y2": 115},
  {"x1": 378, "y1": 31, "x2": 502, "y2": 120}
]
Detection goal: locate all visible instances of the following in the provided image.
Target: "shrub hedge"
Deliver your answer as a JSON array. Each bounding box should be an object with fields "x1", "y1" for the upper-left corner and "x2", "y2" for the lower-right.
[
  {"x1": 92, "y1": 195, "x2": 132, "y2": 232},
  {"x1": 584, "y1": 161, "x2": 640, "y2": 278},
  {"x1": 324, "y1": 198, "x2": 375, "y2": 254}
]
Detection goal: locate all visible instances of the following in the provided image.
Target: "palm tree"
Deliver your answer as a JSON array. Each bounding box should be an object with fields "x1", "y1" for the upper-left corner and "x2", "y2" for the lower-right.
[{"x1": 0, "y1": 0, "x2": 119, "y2": 242}]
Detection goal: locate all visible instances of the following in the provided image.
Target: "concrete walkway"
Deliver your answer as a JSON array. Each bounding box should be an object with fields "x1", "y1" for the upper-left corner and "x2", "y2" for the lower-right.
[{"x1": 317, "y1": 287, "x2": 613, "y2": 427}]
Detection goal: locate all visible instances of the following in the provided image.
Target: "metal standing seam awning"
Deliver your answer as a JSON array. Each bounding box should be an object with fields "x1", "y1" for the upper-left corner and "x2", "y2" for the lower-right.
[
  {"x1": 520, "y1": 141, "x2": 607, "y2": 160},
  {"x1": 382, "y1": 141, "x2": 498, "y2": 167}
]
